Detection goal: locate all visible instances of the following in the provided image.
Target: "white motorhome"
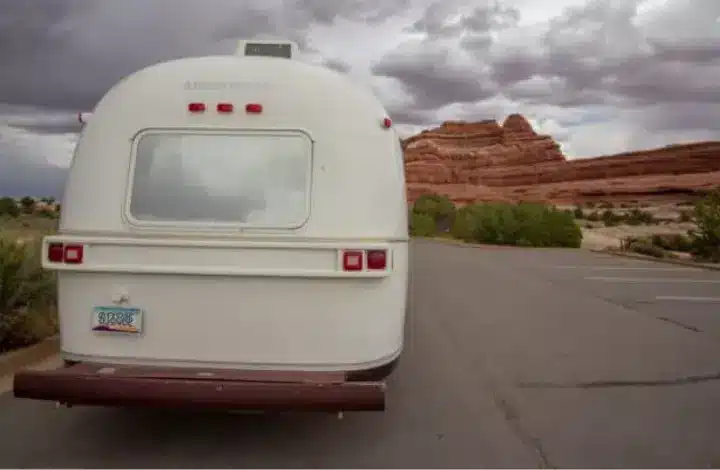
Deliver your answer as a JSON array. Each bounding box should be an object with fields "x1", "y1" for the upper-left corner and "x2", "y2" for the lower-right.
[{"x1": 14, "y1": 39, "x2": 409, "y2": 412}]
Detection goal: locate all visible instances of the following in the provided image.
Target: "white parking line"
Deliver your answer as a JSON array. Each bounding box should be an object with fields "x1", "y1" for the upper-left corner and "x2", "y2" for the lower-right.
[
  {"x1": 655, "y1": 296, "x2": 720, "y2": 303},
  {"x1": 554, "y1": 265, "x2": 696, "y2": 271},
  {"x1": 586, "y1": 276, "x2": 720, "y2": 284}
]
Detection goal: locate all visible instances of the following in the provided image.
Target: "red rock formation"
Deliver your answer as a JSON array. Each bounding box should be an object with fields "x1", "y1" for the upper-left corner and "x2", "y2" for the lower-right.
[{"x1": 404, "y1": 115, "x2": 720, "y2": 205}]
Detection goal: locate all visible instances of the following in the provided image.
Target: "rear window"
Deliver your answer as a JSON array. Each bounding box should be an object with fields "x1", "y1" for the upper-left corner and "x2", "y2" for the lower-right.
[{"x1": 128, "y1": 131, "x2": 312, "y2": 227}]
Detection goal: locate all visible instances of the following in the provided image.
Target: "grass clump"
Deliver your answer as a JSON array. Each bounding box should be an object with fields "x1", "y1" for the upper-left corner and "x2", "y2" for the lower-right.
[{"x1": 0, "y1": 237, "x2": 58, "y2": 353}]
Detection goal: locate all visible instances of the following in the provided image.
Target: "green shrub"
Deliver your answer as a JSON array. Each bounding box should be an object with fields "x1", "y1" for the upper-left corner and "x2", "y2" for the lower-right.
[
  {"x1": 0, "y1": 197, "x2": 19, "y2": 218},
  {"x1": 19, "y1": 197, "x2": 35, "y2": 215},
  {"x1": 678, "y1": 210, "x2": 693, "y2": 223},
  {"x1": 450, "y1": 204, "x2": 483, "y2": 242},
  {"x1": 412, "y1": 194, "x2": 456, "y2": 231},
  {"x1": 409, "y1": 211, "x2": 437, "y2": 237},
  {"x1": 586, "y1": 211, "x2": 601, "y2": 222},
  {"x1": 627, "y1": 240, "x2": 666, "y2": 258},
  {"x1": 625, "y1": 208, "x2": 656, "y2": 226},
  {"x1": 688, "y1": 189, "x2": 720, "y2": 262},
  {"x1": 0, "y1": 237, "x2": 57, "y2": 352},
  {"x1": 650, "y1": 233, "x2": 693, "y2": 253},
  {"x1": 602, "y1": 210, "x2": 621, "y2": 227},
  {"x1": 450, "y1": 202, "x2": 582, "y2": 248}
]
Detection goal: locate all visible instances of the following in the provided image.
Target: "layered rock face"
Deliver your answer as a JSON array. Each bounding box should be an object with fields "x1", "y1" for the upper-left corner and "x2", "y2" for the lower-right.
[{"x1": 404, "y1": 114, "x2": 720, "y2": 205}]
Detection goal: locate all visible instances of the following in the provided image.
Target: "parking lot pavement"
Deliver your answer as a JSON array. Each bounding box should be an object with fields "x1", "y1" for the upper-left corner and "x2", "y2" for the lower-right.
[
  {"x1": 1, "y1": 240, "x2": 719, "y2": 468},
  {"x1": 525, "y1": 251, "x2": 720, "y2": 338}
]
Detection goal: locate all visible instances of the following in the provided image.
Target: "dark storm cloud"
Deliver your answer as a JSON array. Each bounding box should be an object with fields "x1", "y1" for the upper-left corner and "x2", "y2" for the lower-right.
[
  {"x1": 458, "y1": 0, "x2": 720, "y2": 109},
  {"x1": 0, "y1": 0, "x2": 411, "y2": 112},
  {"x1": 407, "y1": 0, "x2": 520, "y2": 39},
  {"x1": 298, "y1": 0, "x2": 413, "y2": 25},
  {"x1": 322, "y1": 58, "x2": 352, "y2": 74},
  {"x1": 461, "y1": 1, "x2": 520, "y2": 32},
  {"x1": 371, "y1": 42, "x2": 497, "y2": 111},
  {"x1": 385, "y1": 106, "x2": 434, "y2": 126},
  {"x1": 405, "y1": 1, "x2": 464, "y2": 38}
]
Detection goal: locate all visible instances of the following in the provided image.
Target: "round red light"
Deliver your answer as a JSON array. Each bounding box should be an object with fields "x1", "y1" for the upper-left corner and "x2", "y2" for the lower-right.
[{"x1": 383, "y1": 117, "x2": 392, "y2": 128}]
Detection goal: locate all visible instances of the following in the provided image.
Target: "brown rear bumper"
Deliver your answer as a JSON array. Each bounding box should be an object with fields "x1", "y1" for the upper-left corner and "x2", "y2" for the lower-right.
[{"x1": 13, "y1": 362, "x2": 387, "y2": 412}]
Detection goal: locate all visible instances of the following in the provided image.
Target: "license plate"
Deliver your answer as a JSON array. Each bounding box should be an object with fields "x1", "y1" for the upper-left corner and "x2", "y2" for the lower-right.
[{"x1": 91, "y1": 306, "x2": 143, "y2": 334}]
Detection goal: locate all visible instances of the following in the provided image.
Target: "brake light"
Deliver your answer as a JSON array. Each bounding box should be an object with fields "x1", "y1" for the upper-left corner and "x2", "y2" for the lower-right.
[
  {"x1": 48, "y1": 243, "x2": 64, "y2": 263},
  {"x1": 367, "y1": 250, "x2": 387, "y2": 270},
  {"x1": 342, "y1": 251, "x2": 364, "y2": 271},
  {"x1": 188, "y1": 102, "x2": 206, "y2": 113},
  {"x1": 246, "y1": 103, "x2": 263, "y2": 114},
  {"x1": 217, "y1": 103, "x2": 234, "y2": 113},
  {"x1": 64, "y1": 245, "x2": 84, "y2": 264},
  {"x1": 47, "y1": 243, "x2": 84, "y2": 264}
]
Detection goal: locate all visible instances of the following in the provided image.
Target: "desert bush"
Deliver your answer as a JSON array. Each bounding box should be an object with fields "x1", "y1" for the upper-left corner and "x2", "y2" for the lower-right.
[
  {"x1": 19, "y1": 197, "x2": 35, "y2": 215},
  {"x1": 0, "y1": 237, "x2": 57, "y2": 352},
  {"x1": 602, "y1": 210, "x2": 621, "y2": 227},
  {"x1": 412, "y1": 194, "x2": 456, "y2": 231},
  {"x1": 586, "y1": 211, "x2": 601, "y2": 222},
  {"x1": 624, "y1": 208, "x2": 656, "y2": 226},
  {"x1": 650, "y1": 233, "x2": 693, "y2": 253},
  {"x1": 573, "y1": 206, "x2": 584, "y2": 219},
  {"x1": 599, "y1": 202, "x2": 614, "y2": 209},
  {"x1": 678, "y1": 210, "x2": 693, "y2": 223},
  {"x1": 0, "y1": 197, "x2": 19, "y2": 218},
  {"x1": 687, "y1": 189, "x2": 720, "y2": 262},
  {"x1": 627, "y1": 239, "x2": 666, "y2": 258},
  {"x1": 450, "y1": 202, "x2": 582, "y2": 248},
  {"x1": 409, "y1": 211, "x2": 437, "y2": 237}
]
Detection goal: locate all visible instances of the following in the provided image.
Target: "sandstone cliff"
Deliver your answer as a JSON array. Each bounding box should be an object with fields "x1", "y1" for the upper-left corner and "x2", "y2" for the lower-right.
[{"x1": 404, "y1": 114, "x2": 720, "y2": 205}]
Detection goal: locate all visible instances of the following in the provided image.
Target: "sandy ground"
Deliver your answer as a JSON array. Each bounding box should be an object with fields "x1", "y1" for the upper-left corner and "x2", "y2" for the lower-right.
[{"x1": 581, "y1": 222, "x2": 696, "y2": 251}]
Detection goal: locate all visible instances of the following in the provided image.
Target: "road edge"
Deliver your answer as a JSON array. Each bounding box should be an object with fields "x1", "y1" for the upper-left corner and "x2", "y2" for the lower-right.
[
  {"x1": 0, "y1": 335, "x2": 60, "y2": 378},
  {"x1": 413, "y1": 236, "x2": 581, "y2": 250},
  {"x1": 591, "y1": 248, "x2": 720, "y2": 272}
]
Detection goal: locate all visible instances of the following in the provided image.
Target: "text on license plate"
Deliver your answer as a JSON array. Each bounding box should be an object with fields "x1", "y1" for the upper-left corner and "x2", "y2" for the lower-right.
[{"x1": 92, "y1": 306, "x2": 143, "y2": 333}]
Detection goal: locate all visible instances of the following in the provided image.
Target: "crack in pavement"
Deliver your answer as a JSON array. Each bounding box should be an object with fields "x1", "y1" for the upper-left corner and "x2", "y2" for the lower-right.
[
  {"x1": 489, "y1": 388, "x2": 554, "y2": 469},
  {"x1": 517, "y1": 371, "x2": 720, "y2": 389}
]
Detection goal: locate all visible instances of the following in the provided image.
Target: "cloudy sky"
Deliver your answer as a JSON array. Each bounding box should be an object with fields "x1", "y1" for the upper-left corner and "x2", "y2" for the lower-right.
[{"x1": 0, "y1": 0, "x2": 719, "y2": 197}]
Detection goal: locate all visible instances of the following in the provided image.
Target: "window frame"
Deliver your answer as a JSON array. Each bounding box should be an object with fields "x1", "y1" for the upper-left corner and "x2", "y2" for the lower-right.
[{"x1": 123, "y1": 127, "x2": 315, "y2": 231}]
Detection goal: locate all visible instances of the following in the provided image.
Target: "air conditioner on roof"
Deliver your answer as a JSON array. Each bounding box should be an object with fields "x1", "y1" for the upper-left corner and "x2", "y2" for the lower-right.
[{"x1": 235, "y1": 39, "x2": 298, "y2": 59}]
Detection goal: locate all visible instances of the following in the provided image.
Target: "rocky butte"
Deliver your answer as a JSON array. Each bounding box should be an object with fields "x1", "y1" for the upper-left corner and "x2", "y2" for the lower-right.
[{"x1": 403, "y1": 114, "x2": 720, "y2": 205}]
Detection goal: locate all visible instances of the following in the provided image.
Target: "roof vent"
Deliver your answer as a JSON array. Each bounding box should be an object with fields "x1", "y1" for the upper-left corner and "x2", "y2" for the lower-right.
[{"x1": 235, "y1": 39, "x2": 297, "y2": 59}]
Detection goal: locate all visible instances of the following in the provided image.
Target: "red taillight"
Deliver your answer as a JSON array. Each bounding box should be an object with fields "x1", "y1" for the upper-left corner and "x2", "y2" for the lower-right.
[
  {"x1": 188, "y1": 102, "x2": 206, "y2": 113},
  {"x1": 246, "y1": 103, "x2": 263, "y2": 114},
  {"x1": 342, "y1": 251, "x2": 364, "y2": 271},
  {"x1": 64, "y1": 244, "x2": 84, "y2": 264},
  {"x1": 217, "y1": 102, "x2": 234, "y2": 113},
  {"x1": 367, "y1": 250, "x2": 387, "y2": 270},
  {"x1": 48, "y1": 243, "x2": 64, "y2": 263},
  {"x1": 47, "y1": 243, "x2": 84, "y2": 264}
]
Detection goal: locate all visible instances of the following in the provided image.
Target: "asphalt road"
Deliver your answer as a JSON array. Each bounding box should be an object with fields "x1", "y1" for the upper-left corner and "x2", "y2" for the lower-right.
[{"x1": 2, "y1": 239, "x2": 720, "y2": 468}]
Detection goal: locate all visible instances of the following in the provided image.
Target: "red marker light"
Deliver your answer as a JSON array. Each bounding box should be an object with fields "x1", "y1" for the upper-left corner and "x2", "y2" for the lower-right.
[
  {"x1": 188, "y1": 102, "x2": 206, "y2": 113},
  {"x1": 47, "y1": 243, "x2": 64, "y2": 263},
  {"x1": 367, "y1": 250, "x2": 387, "y2": 270},
  {"x1": 217, "y1": 103, "x2": 234, "y2": 113},
  {"x1": 382, "y1": 117, "x2": 392, "y2": 128},
  {"x1": 246, "y1": 103, "x2": 263, "y2": 114}
]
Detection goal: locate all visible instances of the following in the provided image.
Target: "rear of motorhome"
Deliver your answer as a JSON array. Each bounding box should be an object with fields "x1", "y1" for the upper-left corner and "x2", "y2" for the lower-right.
[{"x1": 13, "y1": 40, "x2": 409, "y2": 412}]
